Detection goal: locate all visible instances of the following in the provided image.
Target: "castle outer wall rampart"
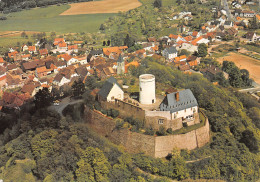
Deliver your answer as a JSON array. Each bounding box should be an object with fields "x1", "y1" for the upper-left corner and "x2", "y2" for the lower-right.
[{"x1": 85, "y1": 108, "x2": 210, "y2": 158}]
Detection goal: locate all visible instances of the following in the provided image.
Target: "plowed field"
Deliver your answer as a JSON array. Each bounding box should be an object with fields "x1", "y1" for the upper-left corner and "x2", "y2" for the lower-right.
[
  {"x1": 217, "y1": 52, "x2": 260, "y2": 84},
  {"x1": 60, "y1": 0, "x2": 142, "y2": 15}
]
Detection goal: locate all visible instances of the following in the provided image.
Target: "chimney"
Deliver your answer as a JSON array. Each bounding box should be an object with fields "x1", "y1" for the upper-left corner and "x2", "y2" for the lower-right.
[{"x1": 175, "y1": 92, "x2": 180, "y2": 101}]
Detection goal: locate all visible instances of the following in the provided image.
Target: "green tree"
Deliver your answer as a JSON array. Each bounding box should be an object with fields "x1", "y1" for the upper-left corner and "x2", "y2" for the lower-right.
[
  {"x1": 85, "y1": 76, "x2": 97, "y2": 90},
  {"x1": 240, "y1": 129, "x2": 259, "y2": 153},
  {"x1": 124, "y1": 34, "x2": 135, "y2": 48},
  {"x1": 21, "y1": 31, "x2": 27, "y2": 38},
  {"x1": 197, "y1": 43, "x2": 208, "y2": 57},
  {"x1": 34, "y1": 87, "x2": 52, "y2": 109},
  {"x1": 72, "y1": 79, "x2": 86, "y2": 97},
  {"x1": 240, "y1": 69, "x2": 252, "y2": 87},
  {"x1": 153, "y1": 0, "x2": 162, "y2": 8},
  {"x1": 179, "y1": 49, "x2": 191, "y2": 57},
  {"x1": 250, "y1": 16, "x2": 259, "y2": 29},
  {"x1": 229, "y1": 67, "x2": 242, "y2": 88},
  {"x1": 222, "y1": 61, "x2": 236, "y2": 74},
  {"x1": 76, "y1": 147, "x2": 110, "y2": 182}
]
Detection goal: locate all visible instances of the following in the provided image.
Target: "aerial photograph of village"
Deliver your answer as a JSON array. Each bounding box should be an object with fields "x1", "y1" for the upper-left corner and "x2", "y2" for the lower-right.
[{"x1": 0, "y1": 0, "x2": 260, "y2": 181}]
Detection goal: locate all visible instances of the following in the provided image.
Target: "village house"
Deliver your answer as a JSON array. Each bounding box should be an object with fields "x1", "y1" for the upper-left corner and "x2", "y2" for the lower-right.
[
  {"x1": 21, "y1": 81, "x2": 41, "y2": 97},
  {"x1": 35, "y1": 66, "x2": 52, "y2": 78},
  {"x1": 90, "y1": 49, "x2": 103, "y2": 57},
  {"x1": 159, "y1": 89, "x2": 198, "y2": 122},
  {"x1": 98, "y1": 76, "x2": 124, "y2": 102},
  {"x1": 68, "y1": 45, "x2": 78, "y2": 53},
  {"x1": 224, "y1": 21, "x2": 234, "y2": 29},
  {"x1": 0, "y1": 66, "x2": 7, "y2": 87},
  {"x1": 39, "y1": 49, "x2": 48, "y2": 57},
  {"x1": 162, "y1": 46, "x2": 178, "y2": 60},
  {"x1": 53, "y1": 73, "x2": 71, "y2": 87},
  {"x1": 245, "y1": 31, "x2": 258, "y2": 42},
  {"x1": 103, "y1": 46, "x2": 128, "y2": 57}
]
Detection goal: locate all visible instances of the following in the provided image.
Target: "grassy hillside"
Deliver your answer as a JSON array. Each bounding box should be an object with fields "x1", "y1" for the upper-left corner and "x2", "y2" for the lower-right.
[{"x1": 0, "y1": 5, "x2": 116, "y2": 33}]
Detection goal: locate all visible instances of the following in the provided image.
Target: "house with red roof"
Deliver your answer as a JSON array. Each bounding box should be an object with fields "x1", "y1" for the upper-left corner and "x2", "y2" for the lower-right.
[
  {"x1": 192, "y1": 31, "x2": 200, "y2": 38},
  {"x1": 35, "y1": 66, "x2": 52, "y2": 78},
  {"x1": 174, "y1": 55, "x2": 187, "y2": 63},
  {"x1": 191, "y1": 36, "x2": 209, "y2": 46},
  {"x1": 28, "y1": 46, "x2": 37, "y2": 54},
  {"x1": 39, "y1": 49, "x2": 48, "y2": 56},
  {"x1": 68, "y1": 45, "x2": 78, "y2": 53},
  {"x1": 8, "y1": 51, "x2": 18, "y2": 58},
  {"x1": 54, "y1": 38, "x2": 65, "y2": 46},
  {"x1": 0, "y1": 66, "x2": 6, "y2": 87}
]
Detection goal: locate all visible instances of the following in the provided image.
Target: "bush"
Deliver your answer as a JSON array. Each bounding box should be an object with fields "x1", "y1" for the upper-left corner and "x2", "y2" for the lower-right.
[
  {"x1": 144, "y1": 127, "x2": 155, "y2": 135},
  {"x1": 94, "y1": 102, "x2": 101, "y2": 111},
  {"x1": 115, "y1": 119, "x2": 124, "y2": 130},
  {"x1": 130, "y1": 79, "x2": 135, "y2": 85},
  {"x1": 0, "y1": 17, "x2": 7, "y2": 20},
  {"x1": 166, "y1": 128, "x2": 173, "y2": 134},
  {"x1": 156, "y1": 126, "x2": 167, "y2": 136},
  {"x1": 111, "y1": 109, "x2": 119, "y2": 118}
]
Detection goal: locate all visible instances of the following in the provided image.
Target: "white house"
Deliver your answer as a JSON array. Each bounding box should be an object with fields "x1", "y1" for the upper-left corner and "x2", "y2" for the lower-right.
[
  {"x1": 162, "y1": 47, "x2": 178, "y2": 60},
  {"x1": 53, "y1": 74, "x2": 71, "y2": 87},
  {"x1": 177, "y1": 43, "x2": 198, "y2": 53},
  {"x1": 67, "y1": 58, "x2": 79, "y2": 66},
  {"x1": 159, "y1": 89, "x2": 198, "y2": 121},
  {"x1": 98, "y1": 77, "x2": 124, "y2": 102}
]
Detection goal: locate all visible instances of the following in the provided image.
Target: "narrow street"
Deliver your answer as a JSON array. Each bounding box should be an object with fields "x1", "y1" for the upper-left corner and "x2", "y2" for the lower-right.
[{"x1": 49, "y1": 97, "x2": 84, "y2": 116}]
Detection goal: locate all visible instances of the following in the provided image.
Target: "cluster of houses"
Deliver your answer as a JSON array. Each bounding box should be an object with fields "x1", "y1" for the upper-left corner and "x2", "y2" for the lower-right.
[{"x1": 0, "y1": 1, "x2": 259, "y2": 110}]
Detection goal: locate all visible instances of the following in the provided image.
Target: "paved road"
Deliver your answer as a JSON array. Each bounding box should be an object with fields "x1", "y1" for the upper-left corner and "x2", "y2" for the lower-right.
[{"x1": 49, "y1": 97, "x2": 84, "y2": 116}]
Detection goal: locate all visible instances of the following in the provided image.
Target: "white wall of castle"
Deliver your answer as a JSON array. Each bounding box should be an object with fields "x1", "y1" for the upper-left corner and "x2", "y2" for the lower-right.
[
  {"x1": 171, "y1": 106, "x2": 198, "y2": 120},
  {"x1": 145, "y1": 110, "x2": 172, "y2": 120},
  {"x1": 146, "y1": 106, "x2": 198, "y2": 121}
]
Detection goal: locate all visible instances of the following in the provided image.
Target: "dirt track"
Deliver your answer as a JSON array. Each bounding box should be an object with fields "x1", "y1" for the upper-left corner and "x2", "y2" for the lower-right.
[
  {"x1": 60, "y1": 0, "x2": 142, "y2": 15},
  {"x1": 216, "y1": 52, "x2": 260, "y2": 85}
]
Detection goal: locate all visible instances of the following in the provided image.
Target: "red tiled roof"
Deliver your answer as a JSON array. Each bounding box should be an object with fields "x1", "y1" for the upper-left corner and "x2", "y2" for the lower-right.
[
  {"x1": 8, "y1": 51, "x2": 18, "y2": 58},
  {"x1": 58, "y1": 42, "x2": 67, "y2": 48},
  {"x1": 28, "y1": 46, "x2": 36, "y2": 52},
  {"x1": 39, "y1": 49, "x2": 48, "y2": 55},
  {"x1": 191, "y1": 36, "x2": 203, "y2": 46},
  {"x1": 192, "y1": 31, "x2": 198, "y2": 37},
  {"x1": 68, "y1": 45, "x2": 78, "y2": 50},
  {"x1": 184, "y1": 36, "x2": 193, "y2": 42}
]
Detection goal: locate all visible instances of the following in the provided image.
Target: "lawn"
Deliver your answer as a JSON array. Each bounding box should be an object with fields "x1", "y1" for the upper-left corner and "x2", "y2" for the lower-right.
[
  {"x1": 0, "y1": 35, "x2": 35, "y2": 47},
  {"x1": 0, "y1": 5, "x2": 116, "y2": 33}
]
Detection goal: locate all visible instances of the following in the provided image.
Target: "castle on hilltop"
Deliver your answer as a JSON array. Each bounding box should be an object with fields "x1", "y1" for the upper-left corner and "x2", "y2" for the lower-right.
[
  {"x1": 98, "y1": 74, "x2": 200, "y2": 131},
  {"x1": 88, "y1": 74, "x2": 210, "y2": 158}
]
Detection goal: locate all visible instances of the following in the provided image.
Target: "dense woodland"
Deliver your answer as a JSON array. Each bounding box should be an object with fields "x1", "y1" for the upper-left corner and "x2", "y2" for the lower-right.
[{"x1": 1, "y1": 56, "x2": 260, "y2": 181}]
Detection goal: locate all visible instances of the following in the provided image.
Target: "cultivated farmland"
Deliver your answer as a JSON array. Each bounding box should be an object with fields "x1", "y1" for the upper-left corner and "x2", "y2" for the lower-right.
[
  {"x1": 60, "y1": 0, "x2": 142, "y2": 15},
  {"x1": 0, "y1": 5, "x2": 116, "y2": 33},
  {"x1": 217, "y1": 52, "x2": 260, "y2": 85}
]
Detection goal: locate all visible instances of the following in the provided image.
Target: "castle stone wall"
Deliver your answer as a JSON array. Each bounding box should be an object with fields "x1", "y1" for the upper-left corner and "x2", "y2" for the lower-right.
[{"x1": 85, "y1": 108, "x2": 210, "y2": 158}]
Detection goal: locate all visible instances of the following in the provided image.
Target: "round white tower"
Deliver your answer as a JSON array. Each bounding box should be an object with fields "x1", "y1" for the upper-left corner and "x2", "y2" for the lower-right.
[{"x1": 139, "y1": 74, "x2": 156, "y2": 105}]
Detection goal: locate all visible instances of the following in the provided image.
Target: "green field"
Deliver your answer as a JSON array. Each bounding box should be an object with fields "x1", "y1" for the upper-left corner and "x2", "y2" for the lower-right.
[{"x1": 0, "y1": 5, "x2": 116, "y2": 33}]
